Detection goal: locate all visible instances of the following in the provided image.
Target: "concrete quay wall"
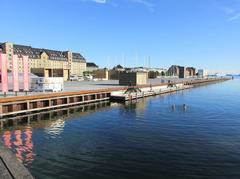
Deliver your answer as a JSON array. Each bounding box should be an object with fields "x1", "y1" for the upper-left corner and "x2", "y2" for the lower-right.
[{"x1": 0, "y1": 78, "x2": 229, "y2": 118}]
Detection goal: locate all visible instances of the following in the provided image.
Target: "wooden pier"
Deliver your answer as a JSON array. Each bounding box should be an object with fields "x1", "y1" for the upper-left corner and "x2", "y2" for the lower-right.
[
  {"x1": 0, "y1": 90, "x2": 112, "y2": 117},
  {"x1": 0, "y1": 78, "x2": 229, "y2": 118},
  {"x1": 0, "y1": 144, "x2": 34, "y2": 179},
  {"x1": 0, "y1": 101, "x2": 111, "y2": 129}
]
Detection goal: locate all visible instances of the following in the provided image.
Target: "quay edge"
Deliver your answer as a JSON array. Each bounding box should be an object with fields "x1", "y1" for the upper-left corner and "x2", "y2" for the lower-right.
[{"x1": 0, "y1": 78, "x2": 230, "y2": 118}]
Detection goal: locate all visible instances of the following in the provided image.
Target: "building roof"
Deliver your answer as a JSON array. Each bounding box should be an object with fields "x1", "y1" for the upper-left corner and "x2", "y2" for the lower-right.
[
  {"x1": 87, "y1": 62, "x2": 98, "y2": 68},
  {"x1": 186, "y1": 67, "x2": 196, "y2": 70},
  {"x1": 42, "y1": 48, "x2": 67, "y2": 61},
  {"x1": 0, "y1": 42, "x2": 86, "y2": 62},
  {"x1": 72, "y1": 53, "x2": 86, "y2": 62},
  {"x1": 13, "y1": 44, "x2": 43, "y2": 59},
  {"x1": 169, "y1": 65, "x2": 182, "y2": 68}
]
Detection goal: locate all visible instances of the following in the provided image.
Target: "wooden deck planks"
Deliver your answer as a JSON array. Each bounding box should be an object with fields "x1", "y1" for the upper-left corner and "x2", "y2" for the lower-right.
[
  {"x1": 0, "y1": 159, "x2": 13, "y2": 179},
  {"x1": 0, "y1": 145, "x2": 34, "y2": 179}
]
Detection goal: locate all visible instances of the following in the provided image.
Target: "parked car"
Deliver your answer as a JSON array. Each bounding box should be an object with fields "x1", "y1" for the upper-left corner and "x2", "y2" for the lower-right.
[
  {"x1": 84, "y1": 75, "x2": 93, "y2": 81},
  {"x1": 69, "y1": 75, "x2": 78, "y2": 81},
  {"x1": 77, "y1": 76, "x2": 84, "y2": 81}
]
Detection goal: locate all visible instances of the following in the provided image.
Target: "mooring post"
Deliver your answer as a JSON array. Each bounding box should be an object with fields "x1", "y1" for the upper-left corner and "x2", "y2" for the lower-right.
[{"x1": 26, "y1": 101, "x2": 30, "y2": 110}]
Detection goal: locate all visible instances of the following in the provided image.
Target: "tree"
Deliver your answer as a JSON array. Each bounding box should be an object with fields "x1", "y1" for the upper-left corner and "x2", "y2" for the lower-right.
[{"x1": 113, "y1": 64, "x2": 123, "y2": 70}]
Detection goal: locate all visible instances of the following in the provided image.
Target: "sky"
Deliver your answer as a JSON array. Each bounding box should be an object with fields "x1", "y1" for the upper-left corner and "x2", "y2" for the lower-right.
[{"x1": 1, "y1": 0, "x2": 240, "y2": 73}]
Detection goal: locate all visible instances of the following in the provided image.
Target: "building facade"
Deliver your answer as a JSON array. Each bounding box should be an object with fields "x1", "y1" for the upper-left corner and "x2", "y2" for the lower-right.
[
  {"x1": 93, "y1": 69, "x2": 109, "y2": 80},
  {"x1": 0, "y1": 42, "x2": 87, "y2": 81},
  {"x1": 178, "y1": 66, "x2": 186, "y2": 78},
  {"x1": 86, "y1": 62, "x2": 99, "y2": 72},
  {"x1": 168, "y1": 65, "x2": 196, "y2": 78},
  {"x1": 119, "y1": 71, "x2": 148, "y2": 86},
  {"x1": 198, "y1": 69, "x2": 208, "y2": 78},
  {"x1": 186, "y1": 67, "x2": 196, "y2": 77},
  {"x1": 167, "y1": 65, "x2": 180, "y2": 77}
]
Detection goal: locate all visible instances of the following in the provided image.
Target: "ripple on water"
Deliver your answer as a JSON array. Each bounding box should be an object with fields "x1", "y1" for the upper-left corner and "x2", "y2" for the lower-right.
[{"x1": 1, "y1": 80, "x2": 240, "y2": 179}]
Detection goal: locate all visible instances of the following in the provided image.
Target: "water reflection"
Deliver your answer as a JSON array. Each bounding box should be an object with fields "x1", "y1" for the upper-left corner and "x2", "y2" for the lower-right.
[
  {"x1": 0, "y1": 101, "x2": 113, "y2": 166},
  {"x1": 0, "y1": 101, "x2": 111, "y2": 129},
  {"x1": 121, "y1": 99, "x2": 147, "y2": 119},
  {"x1": 2, "y1": 130, "x2": 11, "y2": 148},
  {"x1": 2, "y1": 127, "x2": 34, "y2": 166},
  {"x1": 44, "y1": 119, "x2": 65, "y2": 138},
  {"x1": 1, "y1": 80, "x2": 239, "y2": 179}
]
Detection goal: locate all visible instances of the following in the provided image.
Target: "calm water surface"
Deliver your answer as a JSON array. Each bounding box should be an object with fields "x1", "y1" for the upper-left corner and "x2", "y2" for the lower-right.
[{"x1": 1, "y1": 78, "x2": 240, "y2": 179}]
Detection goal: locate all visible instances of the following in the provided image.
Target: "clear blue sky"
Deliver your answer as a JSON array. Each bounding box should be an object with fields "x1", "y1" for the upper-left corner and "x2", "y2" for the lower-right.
[{"x1": 1, "y1": 0, "x2": 240, "y2": 73}]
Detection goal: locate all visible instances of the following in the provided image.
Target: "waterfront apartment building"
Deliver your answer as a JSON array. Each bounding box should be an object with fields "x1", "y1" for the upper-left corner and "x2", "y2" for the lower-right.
[
  {"x1": 167, "y1": 65, "x2": 180, "y2": 77},
  {"x1": 0, "y1": 42, "x2": 87, "y2": 81},
  {"x1": 198, "y1": 69, "x2": 208, "y2": 78},
  {"x1": 168, "y1": 65, "x2": 196, "y2": 78},
  {"x1": 186, "y1": 67, "x2": 196, "y2": 77}
]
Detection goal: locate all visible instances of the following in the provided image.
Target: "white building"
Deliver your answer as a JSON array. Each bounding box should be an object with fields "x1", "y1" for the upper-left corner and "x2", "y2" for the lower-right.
[{"x1": 198, "y1": 69, "x2": 208, "y2": 78}]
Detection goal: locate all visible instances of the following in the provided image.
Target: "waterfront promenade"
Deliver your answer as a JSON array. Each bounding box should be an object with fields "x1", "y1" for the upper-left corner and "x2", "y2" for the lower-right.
[
  {"x1": 0, "y1": 78, "x2": 229, "y2": 118},
  {"x1": 0, "y1": 77, "x2": 212, "y2": 97}
]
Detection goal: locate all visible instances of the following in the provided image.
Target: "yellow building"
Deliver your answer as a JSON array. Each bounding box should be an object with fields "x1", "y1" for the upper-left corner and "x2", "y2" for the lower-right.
[{"x1": 0, "y1": 42, "x2": 87, "y2": 81}]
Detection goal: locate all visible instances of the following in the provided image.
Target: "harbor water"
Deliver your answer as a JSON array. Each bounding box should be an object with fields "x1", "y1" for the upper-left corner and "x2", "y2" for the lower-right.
[{"x1": 1, "y1": 78, "x2": 240, "y2": 179}]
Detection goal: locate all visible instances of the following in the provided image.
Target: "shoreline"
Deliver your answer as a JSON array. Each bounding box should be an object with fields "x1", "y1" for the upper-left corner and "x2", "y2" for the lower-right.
[{"x1": 0, "y1": 78, "x2": 229, "y2": 118}]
